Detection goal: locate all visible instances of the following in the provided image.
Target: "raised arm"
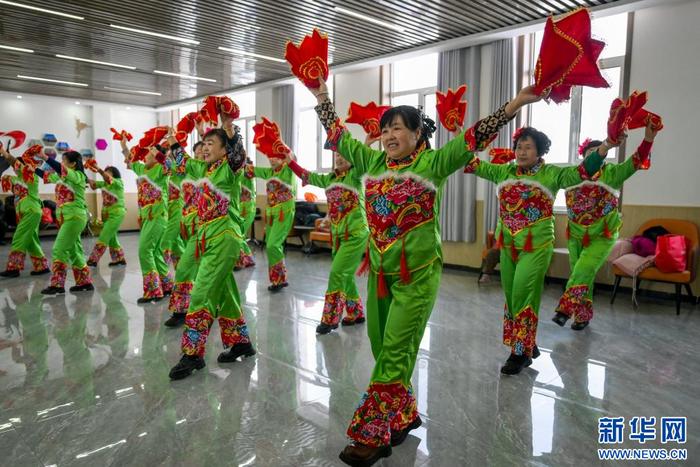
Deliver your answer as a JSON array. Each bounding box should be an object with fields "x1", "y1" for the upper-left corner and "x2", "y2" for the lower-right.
[{"x1": 284, "y1": 153, "x2": 333, "y2": 188}]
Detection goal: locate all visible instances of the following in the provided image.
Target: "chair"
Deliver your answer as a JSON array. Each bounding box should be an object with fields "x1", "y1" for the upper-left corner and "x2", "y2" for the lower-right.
[
  {"x1": 610, "y1": 218, "x2": 699, "y2": 314},
  {"x1": 309, "y1": 218, "x2": 332, "y2": 248}
]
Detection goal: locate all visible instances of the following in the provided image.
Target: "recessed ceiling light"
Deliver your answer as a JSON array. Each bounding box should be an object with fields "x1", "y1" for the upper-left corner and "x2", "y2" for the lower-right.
[
  {"x1": 153, "y1": 70, "x2": 216, "y2": 83},
  {"x1": 0, "y1": 1, "x2": 84, "y2": 20},
  {"x1": 334, "y1": 6, "x2": 406, "y2": 32},
  {"x1": 109, "y1": 24, "x2": 199, "y2": 45},
  {"x1": 55, "y1": 54, "x2": 136, "y2": 70},
  {"x1": 126, "y1": 107, "x2": 131, "y2": 110},
  {"x1": 17, "y1": 74, "x2": 88, "y2": 87},
  {"x1": 217, "y1": 46, "x2": 285, "y2": 63},
  {"x1": 0, "y1": 44, "x2": 34, "y2": 53},
  {"x1": 104, "y1": 86, "x2": 162, "y2": 96},
  {"x1": 16, "y1": 95, "x2": 22, "y2": 99},
  {"x1": 75, "y1": 101, "x2": 80, "y2": 105}
]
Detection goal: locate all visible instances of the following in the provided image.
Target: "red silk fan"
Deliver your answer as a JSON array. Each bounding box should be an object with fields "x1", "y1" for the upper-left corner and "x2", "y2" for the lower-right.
[
  {"x1": 345, "y1": 101, "x2": 390, "y2": 138},
  {"x1": 285, "y1": 29, "x2": 329, "y2": 88},
  {"x1": 252, "y1": 117, "x2": 290, "y2": 160},
  {"x1": 489, "y1": 148, "x2": 516, "y2": 165},
  {"x1": 110, "y1": 128, "x2": 133, "y2": 141},
  {"x1": 436, "y1": 85, "x2": 467, "y2": 132}
]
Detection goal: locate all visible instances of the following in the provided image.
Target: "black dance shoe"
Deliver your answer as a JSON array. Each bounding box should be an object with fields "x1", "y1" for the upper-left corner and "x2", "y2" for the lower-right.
[
  {"x1": 500, "y1": 353, "x2": 533, "y2": 375},
  {"x1": 217, "y1": 342, "x2": 256, "y2": 363},
  {"x1": 108, "y1": 260, "x2": 127, "y2": 267},
  {"x1": 164, "y1": 313, "x2": 186, "y2": 328},
  {"x1": 169, "y1": 355, "x2": 206, "y2": 380},
  {"x1": 552, "y1": 312, "x2": 569, "y2": 327},
  {"x1": 137, "y1": 295, "x2": 163, "y2": 304},
  {"x1": 316, "y1": 323, "x2": 338, "y2": 334},
  {"x1": 0, "y1": 270, "x2": 20, "y2": 278},
  {"x1": 571, "y1": 320, "x2": 590, "y2": 331},
  {"x1": 30, "y1": 268, "x2": 50, "y2": 276},
  {"x1": 339, "y1": 442, "x2": 392, "y2": 467},
  {"x1": 390, "y1": 416, "x2": 422, "y2": 447},
  {"x1": 41, "y1": 286, "x2": 65, "y2": 295},
  {"x1": 69, "y1": 283, "x2": 94, "y2": 293}
]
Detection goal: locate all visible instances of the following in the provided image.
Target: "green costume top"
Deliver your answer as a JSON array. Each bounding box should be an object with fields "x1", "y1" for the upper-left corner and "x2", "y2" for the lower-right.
[
  {"x1": 565, "y1": 151, "x2": 647, "y2": 241},
  {"x1": 130, "y1": 162, "x2": 169, "y2": 220},
  {"x1": 241, "y1": 164, "x2": 256, "y2": 215},
  {"x1": 43, "y1": 166, "x2": 88, "y2": 219},
  {"x1": 172, "y1": 145, "x2": 243, "y2": 239},
  {"x1": 289, "y1": 161, "x2": 368, "y2": 242},
  {"x1": 464, "y1": 153, "x2": 605, "y2": 252},
  {"x1": 253, "y1": 165, "x2": 296, "y2": 215},
  {"x1": 167, "y1": 167, "x2": 185, "y2": 214},
  {"x1": 178, "y1": 156, "x2": 201, "y2": 239},
  {"x1": 94, "y1": 176, "x2": 125, "y2": 214},
  {"x1": 2, "y1": 160, "x2": 42, "y2": 213}
]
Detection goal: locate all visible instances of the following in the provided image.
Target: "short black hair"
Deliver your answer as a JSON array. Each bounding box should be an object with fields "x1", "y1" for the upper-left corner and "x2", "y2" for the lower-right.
[
  {"x1": 203, "y1": 128, "x2": 228, "y2": 147},
  {"x1": 193, "y1": 141, "x2": 204, "y2": 153},
  {"x1": 513, "y1": 127, "x2": 551, "y2": 157},
  {"x1": 105, "y1": 166, "x2": 121, "y2": 179},
  {"x1": 380, "y1": 105, "x2": 436, "y2": 150}
]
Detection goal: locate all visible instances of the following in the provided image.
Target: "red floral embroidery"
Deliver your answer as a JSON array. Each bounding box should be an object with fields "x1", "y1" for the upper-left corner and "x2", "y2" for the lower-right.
[
  {"x1": 326, "y1": 185, "x2": 359, "y2": 224},
  {"x1": 236, "y1": 250, "x2": 256, "y2": 269},
  {"x1": 565, "y1": 183, "x2": 618, "y2": 226},
  {"x1": 168, "y1": 182, "x2": 181, "y2": 202},
  {"x1": 269, "y1": 260, "x2": 287, "y2": 286},
  {"x1": 160, "y1": 272, "x2": 174, "y2": 295},
  {"x1": 556, "y1": 284, "x2": 593, "y2": 323},
  {"x1": 31, "y1": 255, "x2": 48, "y2": 272},
  {"x1": 219, "y1": 317, "x2": 251, "y2": 347},
  {"x1": 136, "y1": 177, "x2": 162, "y2": 208},
  {"x1": 502, "y1": 305, "x2": 538, "y2": 357},
  {"x1": 11, "y1": 181, "x2": 29, "y2": 200},
  {"x1": 50, "y1": 260, "x2": 68, "y2": 288},
  {"x1": 347, "y1": 382, "x2": 413, "y2": 447},
  {"x1": 101, "y1": 189, "x2": 118, "y2": 207},
  {"x1": 88, "y1": 242, "x2": 107, "y2": 264},
  {"x1": 181, "y1": 181, "x2": 198, "y2": 217},
  {"x1": 109, "y1": 247, "x2": 125, "y2": 263},
  {"x1": 142, "y1": 270, "x2": 163, "y2": 299},
  {"x1": 322, "y1": 291, "x2": 365, "y2": 325},
  {"x1": 365, "y1": 174, "x2": 435, "y2": 251},
  {"x1": 240, "y1": 185, "x2": 253, "y2": 203},
  {"x1": 181, "y1": 308, "x2": 214, "y2": 357},
  {"x1": 168, "y1": 281, "x2": 193, "y2": 314},
  {"x1": 498, "y1": 182, "x2": 553, "y2": 234},
  {"x1": 6, "y1": 251, "x2": 25, "y2": 271},
  {"x1": 195, "y1": 180, "x2": 230, "y2": 223},
  {"x1": 72, "y1": 266, "x2": 92, "y2": 286},
  {"x1": 55, "y1": 183, "x2": 75, "y2": 207},
  {"x1": 463, "y1": 157, "x2": 481, "y2": 174},
  {"x1": 266, "y1": 179, "x2": 294, "y2": 207},
  {"x1": 389, "y1": 386, "x2": 418, "y2": 433}
]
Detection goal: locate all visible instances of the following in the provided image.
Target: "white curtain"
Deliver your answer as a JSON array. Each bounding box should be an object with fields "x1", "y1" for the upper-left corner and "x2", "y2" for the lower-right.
[
  {"x1": 484, "y1": 39, "x2": 516, "y2": 240},
  {"x1": 437, "y1": 46, "x2": 481, "y2": 242}
]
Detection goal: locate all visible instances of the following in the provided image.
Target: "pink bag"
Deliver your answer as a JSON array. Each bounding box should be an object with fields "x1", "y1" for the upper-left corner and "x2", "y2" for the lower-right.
[
  {"x1": 632, "y1": 235, "x2": 656, "y2": 257},
  {"x1": 655, "y1": 234, "x2": 687, "y2": 273}
]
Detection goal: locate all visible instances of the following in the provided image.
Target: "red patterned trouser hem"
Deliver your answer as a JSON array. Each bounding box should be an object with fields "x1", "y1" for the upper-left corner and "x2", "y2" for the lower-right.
[
  {"x1": 88, "y1": 242, "x2": 107, "y2": 264},
  {"x1": 6, "y1": 251, "x2": 25, "y2": 271},
  {"x1": 30, "y1": 255, "x2": 48, "y2": 272},
  {"x1": 72, "y1": 266, "x2": 92, "y2": 286},
  {"x1": 50, "y1": 261, "x2": 68, "y2": 288},
  {"x1": 269, "y1": 260, "x2": 287, "y2": 286},
  {"x1": 143, "y1": 271, "x2": 163, "y2": 299},
  {"x1": 109, "y1": 247, "x2": 125, "y2": 263},
  {"x1": 556, "y1": 284, "x2": 593, "y2": 323},
  {"x1": 503, "y1": 305, "x2": 538, "y2": 357},
  {"x1": 168, "y1": 281, "x2": 193, "y2": 314}
]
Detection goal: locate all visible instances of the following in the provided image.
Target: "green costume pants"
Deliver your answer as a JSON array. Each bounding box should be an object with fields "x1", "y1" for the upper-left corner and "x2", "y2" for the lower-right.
[
  {"x1": 347, "y1": 259, "x2": 441, "y2": 447},
  {"x1": 6, "y1": 200, "x2": 47, "y2": 272},
  {"x1": 499, "y1": 245, "x2": 553, "y2": 357},
  {"x1": 236, "y1": 202, "x2": 256, "y2": 268},
  {"x1": 163, "y1": 200, "x2": 185, "y2": 267},
  {"x1": 88, "y1": 208, "x2": 126, "y2": 265},
  {"x1": 181, "y1": 223, "x2": 251, "y2": 357},
  {"x1": 265, "y1": 203, "x2": 295, "y2": 285},
  {"x1": 321, "y1": 230, "x2": 367, "y2": 325},
  {"x1": 139, "y1": 213, "x2": 171, "y2": 299},
  {"x1": 168, "y1": 224, "x2": 200, "y2": 315},
  {"x1": 556, "y1": 235, "x2": 616, "y2": 323},
  {"x1": 50, "y1": 211, "x2": 91, "y2": 288}
]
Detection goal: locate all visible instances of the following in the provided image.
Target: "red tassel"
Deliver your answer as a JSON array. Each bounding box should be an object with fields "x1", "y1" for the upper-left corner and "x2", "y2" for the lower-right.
[
  {"x1": 279, "y1": 209, "x2": 284, "y2": 222},
  {"x1": 566, "y1": 224, "x2": 570, "y2": 240},
  {"x1": 195, "y1": 238, "x2": 200, "y2": 259},
  {"x1": 329, "y1": 230, "x2": 333, "y2": 251},
  {"x1": 377, "y1": 256, "x2": 388, "y2": 299},
  {"x1": 268, "y1": 214, "x2": 273, "y2": 226},
  {"x1": 496, "y1": 230, "x2": 504, "y2": 249},
  {"x1": 335, "y1": 234, "x2": 340, "y2": 251},
  {"x1": 523, "y1": 229, "x2": 533, "y2": 253},
  {"x1": 180, "y1": 222, "x2": 186, "y2": 240},
  {"x1": 582, "y1": 229, "x2": 591, "y2": 247},
  {"x1": 603, "y1": 220, "x2": 612, "y2": 239},
  {"x1": 356, "y1": 242, "x2": 370, "y2": 276},
  {"x1": 511, "y1": 243, "x2": 519, "y2": 262},
  {"x1": 344, "y1": 224, "x2": 349, "y2": 241},
  {"x1": 191, "y1": 220, "x2": 195, "y2": 236},
  {"x1": 400, "y1": 238, "x2": 411, "y2": 284},
  {"x1": 200, "y1": 232, "x2": 207, "y2": 255}
]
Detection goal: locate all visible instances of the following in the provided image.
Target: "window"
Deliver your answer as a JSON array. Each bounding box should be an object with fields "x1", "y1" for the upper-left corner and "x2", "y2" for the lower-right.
[
  {"x1": 295, "y1": 76, "x2": 334, "y2": 201},
  {"x1": 524, "y1": 13, "x2": 628, "y2": 210},
  {"x1": 391, "y1": 53, "x2": 439, "y2": 148},
  {"x1": 231, "y1": 91, "x2": 256, "y2": 165}
]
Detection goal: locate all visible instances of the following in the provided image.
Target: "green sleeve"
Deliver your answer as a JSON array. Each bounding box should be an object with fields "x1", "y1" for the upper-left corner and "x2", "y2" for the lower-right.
[
  {"x1": 185, "y1": 158, "x2": 207, "y2": 179},
  {"x1": 553, "y1": 165, "x2": 584, "y2": 189},
  {"x1": 63, "y1": 167, "x2": 83, "y2": 185},
  {"x1": 130, "y1": 162, "x2": 146, "y2": 176},
  {"x1": 306, "y1": 172, "x2": 334, "y2": 189},
  {"x1": 429, "y1": 131, "x2": 477, "y2": 180},
  {"x1": 600, "y1": 157, "x2": 637, "y2": 188},
  {"x1": 473, "y1": 160, "x2": 511, "y2": 184},
  {"x1": 554, "y1": 149, "x2": 608, "y2": 189},
  {"x1": 583, "y1": 150, "x2": 606, "y2": 177},
  {"x1": 94, "y1": 181, "x2": 106, "y2": 189},
  {"x1": 253, "y1": 166, "x2": 274, "y2": 180},
  {"x1": 336, "y1": 132, "x2": 383, "y2": 176},
  {"x1": 47, "y1": 172, "x2": 60, "y2": 184}
]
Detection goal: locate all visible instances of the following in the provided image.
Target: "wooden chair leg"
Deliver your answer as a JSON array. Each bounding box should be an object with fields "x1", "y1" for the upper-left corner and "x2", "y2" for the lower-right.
[
  {"x1": 675, "y1": 284, "x2": 682, "y2": 315},
  {"x1": 611, "y1": 276, "x2": 622, "y2": 304}
]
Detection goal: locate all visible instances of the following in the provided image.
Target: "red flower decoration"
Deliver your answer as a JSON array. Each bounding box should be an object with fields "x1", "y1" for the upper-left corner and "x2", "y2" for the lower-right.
[
  {"x1": 199, "y1": 96, "x2": 240, "y2": 126},
  {"x1": 285, "y1": 29, "x2": 329, "y2": 88},
  {"x1": 110, "y1": 128, "x2": 133, "y2": 141},
  {"x1": 138, "y1": 126, "x2": 169, "y2": 148},
  {"x1": 345, "y1": 101, "x2": 390, "y2": 138},
  {"x1": 533, "y1": 8, "x2": 609, "y2": 103},
  {"x1": 20, "y1": 144, "x2": 43, "y2": 168},
  {"x1": 489, "y1": 148, "x2": 516, "y2": 164},
  {"x1": 607, "y1": 91, "x2": 648, "y2": 145},
  {"x1": 1, "y1": 175, "x2": 11, "y2": 192},
  {"x1": 130, "y1": 146, "x2": 150, "y2": 162},
  {"x1": 252, "y1": 117, "x2": 290, "y2": 160},
  {"x1": 83, "y1": 158, "x2": 100, "y2": 173},
  {"x1": 436, "y1": 85, "x2": 467, "y2": 132},
  {"x1": 511, "y1": 127, "x2": 526, "y2": 144},
  {"x1": 578, "y1": 137, "x2": 593, "y2": 156}
]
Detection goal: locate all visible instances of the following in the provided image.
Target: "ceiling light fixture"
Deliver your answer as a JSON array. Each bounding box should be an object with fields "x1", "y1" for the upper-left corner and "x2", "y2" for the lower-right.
[
  {"x1": 17, "y1": 74, "x2": 88, "y2": 87},
  {"x1": 75, "y1": 101, "x2": 81, "y2": 105},
  {"x1": 104, "y1": 86, "x2": 162, "y2": 96},
  {"x1": 109, "y1": 24, "x2": 199, "y2": 45},
  {"x1": 0, "y1": 44, "x2": 34, "y2": 53},
  {"x1": 16, "y1": 95, "x2": 22, "y2": 99},
  {"x1": 334, "y1": 6, "x2": 406, "y2": 32},
  {"x1": 0, "y1": 1, "x2": 84, "y2": 20},
  {"x1": 55, "y1": 54, "x2": 136, "y2": 70},
  {"x1": 217, "y1": 46, "x2": 285, "y2": 63},
  {"x1": 153, "y1": 70, "x2": 216, "y2": 83}
]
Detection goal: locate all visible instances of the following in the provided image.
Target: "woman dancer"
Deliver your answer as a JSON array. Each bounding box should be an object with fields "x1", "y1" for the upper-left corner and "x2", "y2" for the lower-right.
[{"x1": 86, "y1": 164, "x2": 127, "y2": 267}]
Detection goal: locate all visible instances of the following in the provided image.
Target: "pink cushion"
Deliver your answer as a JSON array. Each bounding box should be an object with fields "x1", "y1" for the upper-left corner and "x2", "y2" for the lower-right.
[
  {"x1": 612, "y1": 253, "x2": 655, "y2": 277},
  {"x1": 607, "y1": 238, "x2": 633, "y2": 263}
]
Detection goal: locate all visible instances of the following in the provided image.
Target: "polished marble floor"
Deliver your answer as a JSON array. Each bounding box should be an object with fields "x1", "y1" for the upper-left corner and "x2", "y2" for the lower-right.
[{"x1": 0, "y1": 233, "x2": 698, "y2": 466}]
